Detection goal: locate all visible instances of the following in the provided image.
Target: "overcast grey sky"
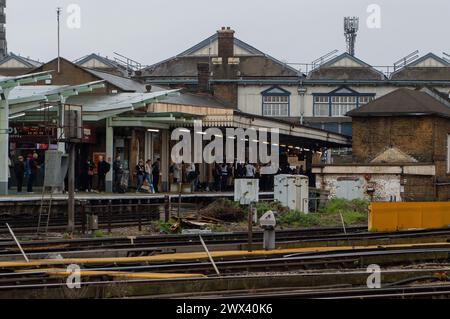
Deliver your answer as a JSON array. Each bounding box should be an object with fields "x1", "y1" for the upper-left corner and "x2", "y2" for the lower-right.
[{"x1": 7, "y1": 0, "x2": 450, "y2": 67}]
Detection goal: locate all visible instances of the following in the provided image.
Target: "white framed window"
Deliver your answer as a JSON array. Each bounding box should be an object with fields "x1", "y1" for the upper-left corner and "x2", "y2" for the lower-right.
[
  {"x1": 359, "y1": 96, "x2": 374, "y2": 105},
  {"x1": 313, "y1": 89, "x2": 375, "y2": 118},
  {"x1": 262, "y1": 95, "x2": 289, "y2": 117},
  {"x1": 313, "y1": 96, "x2": 330, "y2": 116},
  {"x1": 331, "y1": 96, "x2": 358, "y2": 116}
]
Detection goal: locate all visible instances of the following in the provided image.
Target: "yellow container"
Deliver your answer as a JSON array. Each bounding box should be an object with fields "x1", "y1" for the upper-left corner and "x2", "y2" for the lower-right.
[{"x1": 369, "y1": 202, "x2": 450, "y2": 232}]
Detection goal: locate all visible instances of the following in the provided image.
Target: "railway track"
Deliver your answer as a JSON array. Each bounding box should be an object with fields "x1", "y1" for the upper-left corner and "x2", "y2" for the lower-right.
[
  {"x1": 191, "y1": 284, "x2": 450, "y2": 299},
  {"x1": 1, "y1": 226, "x2": 450, "y2": 260},
  {"x1": 1, "y1": 224, "x2": 450, "y2": 299},
  {"x1": 2, "y1": 262, "x2": 450, "y2": 299}
]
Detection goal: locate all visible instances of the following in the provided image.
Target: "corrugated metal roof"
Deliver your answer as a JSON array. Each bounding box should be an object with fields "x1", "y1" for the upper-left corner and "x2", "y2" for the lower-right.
[
  {"x1": 67, "y1": 90, "x2": 179, "y2": 112},
  {"x1": 83, "y1": 68, "x2": 147, "y2": 92},
  {"x1": 160, "y1": 92, "x2": 232, "y2": 109}
]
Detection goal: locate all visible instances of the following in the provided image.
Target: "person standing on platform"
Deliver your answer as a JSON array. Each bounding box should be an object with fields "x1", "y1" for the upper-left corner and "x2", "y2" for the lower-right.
[
  {"x1": 136, "y1": 159, "x2": 145, "y2": 193},
  {"x1": 113, "y1": 155, "x2": 124, "y2": 193},
  {"x1": 245, "y1": 162, "x2": 256, "y2": 179},
  {"x1": 97, "y1": 156, "x2": 110, "y2": 193},
  {"x1": 220, "y1": 163, "x2": 228, "y2": 191},
  {"x1": 14, "y1": 155, "x2": 25, "y2": 193},
  {"x1": 25, "y1": 154, "x2": 38, "y2": 193},
  {"x1": 186, "y1": 163, "x2": 196, "y2": 192},
  {"x1": 213, "y1": 163, "x2": 221, "y2": 191},
  {"x1": 172, "y1": 163, "x2": 181, "y2": 184},
  {"x1": 145, "y1": 159, "x2": 155, "y2": 193},
  {"x1": 85, "y1": 158, "x2": 95, "y2": 193},
  {"x1": 152, "y1": 159, "x2": 161, "y2": 193}
]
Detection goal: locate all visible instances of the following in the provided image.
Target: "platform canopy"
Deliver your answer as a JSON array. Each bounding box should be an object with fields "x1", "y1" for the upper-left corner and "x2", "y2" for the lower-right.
[
  {"x1": 145, "y1": 102, "x2": 352, "y2": 148},
  {"x1": 8, "y1": 80, "x2": 106, "y2": 115},
  {"x1": 67, "y1": 89, "x2": 181, "y2": 121}
]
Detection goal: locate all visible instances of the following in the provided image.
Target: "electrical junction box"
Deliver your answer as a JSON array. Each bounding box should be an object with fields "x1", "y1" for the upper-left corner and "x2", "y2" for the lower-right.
[
  {"x1": 88, "y1": 214, "x2": 99, "y2": 231},
  {"x1": 274, "y1": 175, "x2": 309, "y2": 213},
  {"x1": 260, "y1": 211, "x2": 277, "y2": 230},
  {"x1": 234, "y1": 179, "x2": 259, "y2": 205},
  {"x1": 43, "y1": 150, "x2": 69, "y2": 188}
]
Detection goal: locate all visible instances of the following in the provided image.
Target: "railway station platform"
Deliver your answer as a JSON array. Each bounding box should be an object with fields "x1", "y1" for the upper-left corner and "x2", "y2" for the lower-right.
[{"x1": 0, "y1": 191, "x2": 274, "y2": 203}]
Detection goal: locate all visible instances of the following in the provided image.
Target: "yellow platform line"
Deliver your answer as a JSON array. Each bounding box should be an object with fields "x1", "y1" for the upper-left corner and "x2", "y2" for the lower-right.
[
  {"x1": 16, "y1": 268, "x2": 205, "y2": 280},
  {"x1": 2, "y1": 242, "x2": 449, "y2": 269}
]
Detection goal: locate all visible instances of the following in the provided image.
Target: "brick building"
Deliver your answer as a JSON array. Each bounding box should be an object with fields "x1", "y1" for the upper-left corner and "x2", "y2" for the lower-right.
[{"x1": 314, "y1": 88, "x2": 450, "y2": 201}]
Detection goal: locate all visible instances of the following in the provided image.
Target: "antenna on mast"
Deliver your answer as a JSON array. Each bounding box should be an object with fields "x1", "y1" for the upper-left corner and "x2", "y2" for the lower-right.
[
  {"x1": 57, "y1": 7, "x2": 62, "y2": 73},
  {"x1": 344, "y1": 17, "x2": 359, "y2": 56}
]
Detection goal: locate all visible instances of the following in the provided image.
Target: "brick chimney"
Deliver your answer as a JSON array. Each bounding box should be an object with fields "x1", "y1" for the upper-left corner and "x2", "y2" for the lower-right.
[
  {"x1": 212, "y1": 27, "x2": 239, "y2": 108},
  {"x1": 217, "y1": 27, "x2": 235, "y2": 62},
  {"x1": 197, "y1": 62, "x2": 210, "y2": 92}
]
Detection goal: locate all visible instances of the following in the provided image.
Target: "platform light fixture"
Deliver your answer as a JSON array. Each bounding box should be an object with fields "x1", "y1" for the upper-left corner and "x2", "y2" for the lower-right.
[
  {"x1": 37, "y1": 105, "x2": 54, "y2": 111},
  {"x1": 9, "y1": 113, "x2": 26, "y2": 119}
]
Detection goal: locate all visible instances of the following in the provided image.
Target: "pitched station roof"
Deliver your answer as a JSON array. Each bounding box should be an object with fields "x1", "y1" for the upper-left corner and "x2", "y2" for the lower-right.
[
  {"x1": 308, "y1": 53, "x2": 386, "y2": 81},
  {"x1": 391, "y1": 53, "x2": 450, "y2": 81},
  {"x1": 347, "y1": 88, "x2": 450, "y2": 118},
  {"x1": 139, "y1": 31, "x2": 300, "y2": 80}
]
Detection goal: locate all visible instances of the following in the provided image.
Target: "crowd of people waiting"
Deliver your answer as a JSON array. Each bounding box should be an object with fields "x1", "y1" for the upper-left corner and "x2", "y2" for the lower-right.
[
  {"x1": 8, "y1": 152, "x2": 309, "y2": 195},
  {"x1": 169, "y1": 161, "x2": 308, "y2": 193}
]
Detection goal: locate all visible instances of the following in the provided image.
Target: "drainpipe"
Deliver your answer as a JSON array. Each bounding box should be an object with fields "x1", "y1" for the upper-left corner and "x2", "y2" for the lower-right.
[{"x1": 297, "y1": 86, "x2": 307, "y2": 125}]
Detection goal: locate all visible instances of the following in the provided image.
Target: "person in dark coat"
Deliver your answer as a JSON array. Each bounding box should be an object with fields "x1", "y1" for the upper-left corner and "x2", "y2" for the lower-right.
[
  {"x1": 25, "y1": 154, "x2": 39, "y2": 193},
  {"x1": 113, "y1": 155, "x2": 124, "y2": 193},
  {"x1": 152, "y1": 159, "x2": 161, "y2": 193},
  {"x1": 14, "y1": 155, "x2": 25, "y2": 193},
  {"x1": 135, "y1": 159, "x2": 145, "y2": 192},
  {"x1": 97, "y1": 156, "x2": 111, "y2": 193},
  {"x1": 84, "y1": 158, "x2": 95, "y2": 192}
]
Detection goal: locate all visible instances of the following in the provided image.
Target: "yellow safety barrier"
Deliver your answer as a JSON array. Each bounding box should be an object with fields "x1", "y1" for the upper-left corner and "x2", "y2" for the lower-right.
[
  {"x1": 369, "y1": 202, "x2": 450, "y2": 232},
  {"x1": 16, "y1": 269, "x2": 206, "y2": 280}
]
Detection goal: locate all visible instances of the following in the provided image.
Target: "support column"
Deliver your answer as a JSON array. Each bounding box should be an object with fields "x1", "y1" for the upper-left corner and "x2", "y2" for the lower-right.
[
  {"x1": 161, "y1": 129, "x2": 170, "y2": 192},
  {"x1": 67, "y1": 144, "x2": 75, "y2": 232},
  {"x1": 0, "y1": 92, "x2": 10, "y2": 195},
  {"x1": 105, "y1": 119, "x2": 114, "y2": 193},
  {"x1": 57, "y1": 100, "x2": 66, "y2": 153}
]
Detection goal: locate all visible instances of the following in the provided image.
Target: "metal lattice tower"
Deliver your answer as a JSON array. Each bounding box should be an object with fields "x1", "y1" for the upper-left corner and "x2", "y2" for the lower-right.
[{"x1": 344, "y1": 17, "x2": 359, "y2": 56}]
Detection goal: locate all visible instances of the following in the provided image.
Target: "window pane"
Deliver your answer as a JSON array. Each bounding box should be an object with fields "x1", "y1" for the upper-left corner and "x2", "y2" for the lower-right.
[
  {"x1": 314, "y1": 104, "x2": 329, "y2": 116},
  {"x1": 342, "y1": 123, "x2": 352, "y2": 136},
  {"x1": 324, "y1": 123, "x2": 339, "y2": 133}
]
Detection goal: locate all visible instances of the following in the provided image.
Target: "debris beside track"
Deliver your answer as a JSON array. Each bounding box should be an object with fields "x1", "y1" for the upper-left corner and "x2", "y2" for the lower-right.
[{"x1": 198, "y1": 199, "x2": 244, "y2": 222}]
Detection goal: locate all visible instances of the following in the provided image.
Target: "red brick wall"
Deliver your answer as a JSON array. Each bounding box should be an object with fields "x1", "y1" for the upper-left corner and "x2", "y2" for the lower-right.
[{"x1": 352, "y1": 115, "x2": 450, "y2": 200}]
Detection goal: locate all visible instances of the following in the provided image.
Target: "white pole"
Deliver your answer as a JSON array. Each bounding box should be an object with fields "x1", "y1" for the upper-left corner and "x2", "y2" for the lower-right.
[
  {"x1": 0, "y1": 89, "x2": 10, "y2": 195},
  {"x1": 6, "y1": 223, "x2": 29, "y2": 262},
  {"x1": 199, "y1": 235, "x2": 221, "y2": 277}
]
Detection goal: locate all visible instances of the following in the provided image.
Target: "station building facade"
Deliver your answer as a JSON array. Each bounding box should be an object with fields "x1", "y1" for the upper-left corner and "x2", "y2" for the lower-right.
[
  {"x1": 5, "y1": 55, "x2": 351, "y2": 194},
  {"x1": 136, "y1": 27, "x2": 450, "y2": 142}
]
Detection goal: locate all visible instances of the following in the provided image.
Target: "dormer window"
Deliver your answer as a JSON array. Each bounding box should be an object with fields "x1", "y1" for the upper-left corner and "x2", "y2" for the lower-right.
[
  {"x1": 261, "y1": 86, "x2": 290, "y2": 117},
  {"x1": 313, "y1": 86, "x2": 375, "y2": 117}
]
